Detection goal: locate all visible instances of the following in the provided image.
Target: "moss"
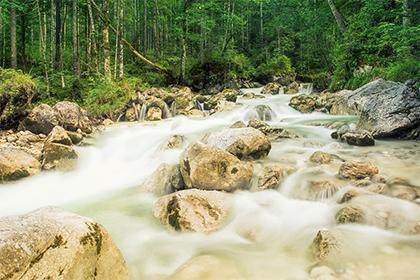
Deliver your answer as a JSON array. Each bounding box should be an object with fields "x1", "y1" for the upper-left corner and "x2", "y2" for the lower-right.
[
  {"x1": 80, "y1": 222, "x2": 103, "y2": 255},
  {"x1": 167, "y1": 196, "x2": 182, "y2": 231}
]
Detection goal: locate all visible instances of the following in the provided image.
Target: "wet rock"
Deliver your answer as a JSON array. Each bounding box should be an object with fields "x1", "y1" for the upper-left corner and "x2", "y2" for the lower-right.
[
  {"x1": 310, "y1": 229, "x2": 340, "y2": 262},
  {"x1": 180, "y1": 143, "x2": 253, "y2": 192},
  {"x1": 146, "y1": 107, "x2": 162, "y2": 121},
  {"x1": 213, "y1": 100, "x2": 237, "y2": 113},
  {"x1": 309, "y1": 151, "x2": 333, "y2": 165},
  {"x1": 46, "y1": 126, "x2": 72, "y2": 146},
  {"x1": 164, "y1": 135, "x2": 185, "y2": 150},
  {"x1": 384, "y1": 177, "x2": 419, "y2": 201},
  {"x1": 254, "y1": 104, "x2": 276, "y2": 121},
  {"x1": 249, "y1": 122, "x2": 299, "y2": 141},
  {"x1": 230, "y1": 121, "x2": 246, "y2": 128},
  {"x1": 338, "y1": 160, "x2": 379, "y2": 180},
  {"x1": 102, "y1": 118, "x2": 114, "y2": 126},
  {"x1": 205, "y1": 127, "x2": 271, "y2": 160},
  {"x1": 307, "y1": 180, "x2": 340, "y2": 200},
  {"x1": 53, "y1": 101, "x2": 93, "y2": 134},
  {"x1": 153, "y1": 189, "x2": 231, "y2": 233},
  {"x1": 261, "y1": 83, "x2": 281, "y2": 95},
  {"x1": 335, "y1": 206, "x2": 365, "y2": 224},
  {"x1": 310, "y1": 266, "x2": 338, "y2": 280},
  {"x1": 140, "y1": 164, "x2": 184, "y2": 196},
  {"x1": 0, "y1": 147, "x2": 41, "y2": 182},
  {"x1": 289, "y1": 94, "x2": 318, "y2": 113},
  {"x1": 0, "y1": 207, "x2": 129, "y2": 280},
  {"x1": 338, "y1": 190, "x2": 363, "y2": 204},
  {"x1": 66, "y1": 130, "x2": 84, "y2": 145},
  {"x1": 170, "y1": 255, "x2": 243, "y2": 280},
  {"x1": 285, "y1": 81, "x2": 300, "y2": 94},
  {"x1": 256, "y1": 163, "x2": 296, "y2": 190},
  {"x1": 332, "y1": 125, "x2": 375, "y2": 146},
  {"x1": 41, "y1": 142, "x2": 78, "y2": 170},
  {"x1": 19, "y1": 104, "x2": 59, "y2": 135}
]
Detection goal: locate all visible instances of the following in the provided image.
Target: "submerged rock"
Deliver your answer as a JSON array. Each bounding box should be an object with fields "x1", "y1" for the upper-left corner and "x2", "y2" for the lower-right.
[
  {"x1": 0, "y1": 147, "x2": 41, "y2": 181},
  {"x1": 139, "y1": 163, "x2": 184, "y2": 196},
  {"x1": 163, "y1": 134, "x2": 185, "y2": 150},
  {"x1": 153, "y1": 189, "x2": 231, "y2": 233},
  {"x1": 256, "y1": 163, "x2": 296, "y2": 190},
  {"x1": 180, "y1": 143, "x2": 253, "y2": 192},
  {"x1": 261, "y1": 83, "x2": 281, "y2": 95},
  {"x1": 254, "y1": 104, "x2": 276, "y2": 121},
  {"x1": 309, "y1": 151, "x2": 334, "y2": 165},
  {"x1": 205, "y1": 127, "x2": 271, "y2": 160},
  {"x1": 0, "y1": 207, "x2": 129, "y2": 280},
  {"x1": 310, "y1": 229, "x2": 340, "y2": 262},
  {"x1": 170, "y1": 255, "x2": 244, "y2": 280},
  {"x1": 146, "y1": 106, "x2": 162, "y2": 121},
  {"x1": 338, "y1": 160, "x2": 379, "y2": 180},
  {"x1": 335, "y1": 206, "x2": 365, "y2": 224},
  {"x1": 19, "y1": 104, "x2": 59, "y2": 135},
  {"x1": 248, "y1": 119, "x2": 299, "y2": 140},
  {"x1": 285, "y1": 81, "x2": 300, "y2": 94}
]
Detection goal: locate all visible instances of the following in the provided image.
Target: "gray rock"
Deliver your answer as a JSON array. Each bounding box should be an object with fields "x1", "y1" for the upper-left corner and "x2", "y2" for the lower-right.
[{"x1": 19, "y1": 104, "x2": 59, "y2": 135}]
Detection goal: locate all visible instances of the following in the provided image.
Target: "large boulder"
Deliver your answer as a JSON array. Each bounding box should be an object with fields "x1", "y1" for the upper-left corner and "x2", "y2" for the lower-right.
[
  {"x1": 180, "y1": 143, "x2": 253, "y2": 192},
  {"x1": 139, "y1": 163, "x2": 184, "y2": 196},
  {"x1": 153, "y1": 189, "x2": 231, "y2": 233},
  {"x1": 0, "y1": 207, "x2": 129, "y2": 280},
  {"x1": 0, "y1": 147, "x2": 41, "y2": 181},
  {"x1": 41, "y1": 142, "x2": 78, "y2": 170},
  {"x1": 331, "y1": 79, "x2": 420, "y2": 139},
  {"x1": 204, "y1": 127, "x2": 271, "y2": 160},
  {"x1": 19, "y1": 104, "x2": 59, "y2": 135},
  {"x1": 53, "y1": 101, "x2": 93, "y2": 134}
]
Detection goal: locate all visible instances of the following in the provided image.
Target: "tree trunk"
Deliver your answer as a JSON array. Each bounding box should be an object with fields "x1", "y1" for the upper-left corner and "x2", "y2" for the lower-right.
[
  {"x1": 260, "y1": 1, "x2": 263, "y2": 45},
  {"x1": 10, "y1": 7, "x2": 17, "y2": 69},
  {"x1": 19, "y1": 12, "x2": 27, "y2": 68},
  {"x1": 326, "y1": 0, "x2": 346, "y2": 34},
  {"x1": 37, "y1": 0, "x2": 50, "y2": 95},
  {"x1": 55, "y1": 0, "x2": 63, "y2": 70},
  {"x1": 50, "y1": 0, "x2": 55, "y2": 66},
  {"x1": 103, "y1": 0, "x2": 111, "y2": 78},
  {"x1": 87, "y1": 0, "x2": 99, "y2": 73},
  {"x1": 118, "y1": 0, "x2": 124, "y2": 79},
  {"x1": 143, "y1": 0, "x2": 147, "y2": 51},
  {"x1": 72, "y1": 0, "x2": 79, "y2": 76},
  {"x1": 0, "y1": 7, "x2": 3, "y2": 67}
]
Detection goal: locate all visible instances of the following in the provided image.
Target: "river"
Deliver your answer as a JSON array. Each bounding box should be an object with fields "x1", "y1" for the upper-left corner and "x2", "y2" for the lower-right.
[{"x1": 1, "y1": 88, "x2": 420, "y2": 279}]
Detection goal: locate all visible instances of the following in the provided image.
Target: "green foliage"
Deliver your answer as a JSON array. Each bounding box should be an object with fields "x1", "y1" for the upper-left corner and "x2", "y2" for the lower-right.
[
  {"x1": 255, "y1": 53, "x2": 293, "y2": 82},
  {"x1": 0, "y1": 69, "x2": 38, "y2": 97},
  {"x1": 83, "y1": 77, "x2": 140, "y2": 118},
  {"x1": 385, "y1": 59, "x2": 420, "y2": 82}
]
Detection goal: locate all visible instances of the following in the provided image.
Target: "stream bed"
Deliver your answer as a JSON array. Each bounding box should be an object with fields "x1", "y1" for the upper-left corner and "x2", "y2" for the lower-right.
[{"x1": 1, "y1": 89, "x2": 420, "y2": 279}]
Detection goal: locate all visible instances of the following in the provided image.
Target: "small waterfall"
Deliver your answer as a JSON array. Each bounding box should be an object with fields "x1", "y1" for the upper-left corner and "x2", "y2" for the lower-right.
[
  {"x1": 162, "y1": 103, "x2": 172, "y2": 119},
  {"x1": 195, "y1": 100, "x2": 205, "y2": 112},
  {"x1": 139, "y1": 104, "x2": 147, "y2": 121},
  {"x1": 279, "y1": 87, "x2": 285, "y2": 95},
  {"x1": 299, "y1": 83, "x2": 313, "y2": 94},
  {"x1": 255, "y1": 104, "x2": 276, "y2": 121},
  {"x1": 170, "y1": 102, "x2": 177, "y2": 116}
]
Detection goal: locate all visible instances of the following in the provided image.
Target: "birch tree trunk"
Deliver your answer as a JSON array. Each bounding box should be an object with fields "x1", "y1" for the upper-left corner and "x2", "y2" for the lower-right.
[
  {"x1": 50, "y1": 0, "x2": 55, "y2": 66},
  {"x1": 72, "y1": 0, "x2": 79, "y2": 76},
  {"x1": 103, "y1": 0, "x2": 112, "y2": 78},
  {"x1": 37, "y1": 0, "x2": 50, "y2": 95}
]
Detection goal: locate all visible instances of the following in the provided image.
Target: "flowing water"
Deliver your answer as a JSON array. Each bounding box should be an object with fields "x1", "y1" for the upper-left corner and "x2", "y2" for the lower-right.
[{"x1": 1, "y1": 88, "x2": 420, "y2": 279}]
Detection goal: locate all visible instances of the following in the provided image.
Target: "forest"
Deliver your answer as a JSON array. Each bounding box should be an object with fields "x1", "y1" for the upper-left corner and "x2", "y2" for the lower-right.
[{"x1": 0, "y1": 0, "x2": 418, "y2": 117}]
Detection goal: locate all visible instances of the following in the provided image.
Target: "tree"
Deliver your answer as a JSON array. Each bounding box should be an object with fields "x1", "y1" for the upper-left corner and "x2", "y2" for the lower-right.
[
  {"x1": 10, "y1": 6, "x2": 17, "y2": 68},
  {"x1": 326, "y1": 0, "x2": 346, "y2": 34}
]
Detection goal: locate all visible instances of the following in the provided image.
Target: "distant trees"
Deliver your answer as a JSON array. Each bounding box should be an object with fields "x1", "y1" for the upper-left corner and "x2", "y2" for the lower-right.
[{"x1": 0, "y1": 0, "x2": 416, "y2": 96}]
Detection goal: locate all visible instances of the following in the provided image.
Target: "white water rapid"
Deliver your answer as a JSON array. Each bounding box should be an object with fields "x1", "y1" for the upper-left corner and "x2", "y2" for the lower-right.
[{"x1": 1, "y1": 88, "x2": 420, "y2": 279}]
